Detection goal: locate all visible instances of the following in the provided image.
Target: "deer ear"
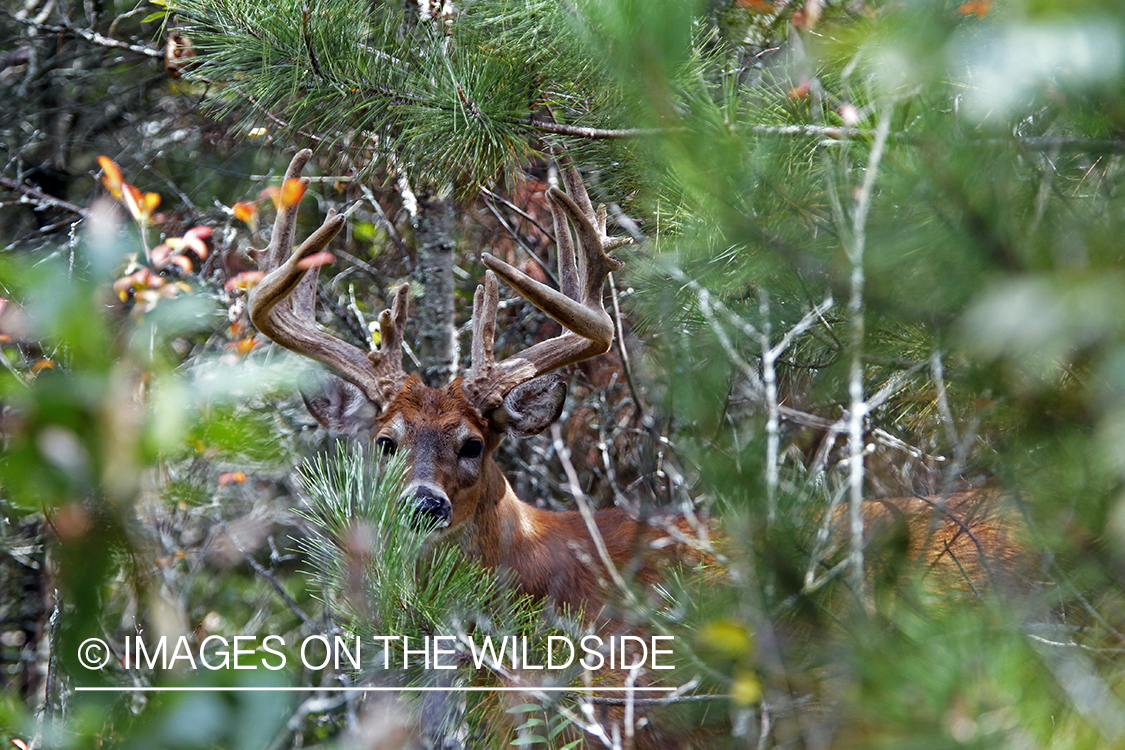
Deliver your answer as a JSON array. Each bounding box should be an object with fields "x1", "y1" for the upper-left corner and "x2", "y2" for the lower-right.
[
  {"x1": 300, "y1": 372, "x2": 381, "y2": 436},
  {"x1": 490, "y1": 375, "x2": 567, "y2": 437}
]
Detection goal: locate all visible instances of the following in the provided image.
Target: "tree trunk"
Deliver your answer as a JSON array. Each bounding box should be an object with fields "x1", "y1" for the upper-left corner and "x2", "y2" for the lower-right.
[{"x1": 413, "y1": 191, "x2": 457, "y2": 387}]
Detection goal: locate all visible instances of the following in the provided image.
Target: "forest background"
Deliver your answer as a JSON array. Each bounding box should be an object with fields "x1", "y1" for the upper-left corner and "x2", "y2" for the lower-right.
[{"x1": 3, "y1": 0, "x2": 1125, "y2": 747}]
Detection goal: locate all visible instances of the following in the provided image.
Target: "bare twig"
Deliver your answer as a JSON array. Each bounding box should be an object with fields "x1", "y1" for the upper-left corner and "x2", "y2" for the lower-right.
[
  {"x1": 529, "y1": 115, "x2": 1125, "y2": 154},
  {"x1": 1, "y1": 12, "x2": 163, "y2": 58},
  {"x1": 481, "y1": 186, "x2": 556, "y2": 241},
  {"x1": 218, "y1": 521, "x2": 318, "y2": 631},
  {"x1": 843, "y1": 100, "x2": 894, "y2": 610},
  {"x1": 481, "y1": 194, "x2": 559, "y2": 287},
  {"x1": 0, "y1": 176, "x2": 88, "y2": 218},
  {"x1": 549, "y1": 423, "x2": 629, "y2": 595},
  {"x1": 527, "y1": 118, "x2": 666, "y2": 140}
]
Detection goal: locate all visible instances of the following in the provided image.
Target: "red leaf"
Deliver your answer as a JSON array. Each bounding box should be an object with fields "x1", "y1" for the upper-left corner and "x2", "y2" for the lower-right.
[
  {"x1": 296, "y1": 251, "x2": 334, "y2": 270},
  {"x1": 218, "y1": 471, "x2": 247, "y2": 486},
  {"x1": 224, "y1": 270, "x2": 265, "y2": 293}
]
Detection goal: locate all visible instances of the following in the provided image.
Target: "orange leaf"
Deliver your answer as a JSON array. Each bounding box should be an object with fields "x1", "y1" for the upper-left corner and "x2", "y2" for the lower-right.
[
  {"x1": 142, "y1": 191, "x2": 161, "y2": 216},
  {"x1": 787, "y1": 79, "x2": 811, "y2": 99},
  {"x1": 233, "y1": 337, "x2": 259, "y2": 355},
  {"x1": 98, "y1": 156, "x2": 124, "y2": 200},
  {"x1": 122, "y1": 184, "x2": 160, "y2": 223},
  {"x1": 122, "y1": 184, "x2": 145, "y2": 222},
  {"x1": 31, "y1": 358, "x2": 55, "y2": 374},
  {"x1": 733, "y1": 0, "x2": 774, "y2": 11},
  {"x1": 233, "y1": 200, "x2": 260, "y2": 231},
  {"x1": 278, "y1": 178, "x2": 307, "y2": 210},
  {"x1": 218, "y1": 471, "x2": 247, "y2": 486},
  {"x1": 114, "y1": 268, "x2": 165, "y2": 300},
  {"x1": 296, "y1": 251, "x2": 334, "y2": 270},
  {"x1": 224, "y1": 270, "x2": 265, "y2": 293},
  {"x1": 957, "y1": 0, "x2": 990, "y2": 17}
]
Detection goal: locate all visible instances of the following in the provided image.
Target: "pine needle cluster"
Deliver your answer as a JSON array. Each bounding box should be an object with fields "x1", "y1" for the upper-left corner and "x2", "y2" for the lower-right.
[
  {"x1": 170, "y1": 0, "x2": 631, "y2": 191},
  {"x1": 296, "y1": 445, "x2": 549, "y2": 680}
]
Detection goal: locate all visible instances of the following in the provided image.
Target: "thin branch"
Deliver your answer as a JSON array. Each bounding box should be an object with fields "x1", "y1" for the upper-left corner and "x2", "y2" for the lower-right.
[
  {"x1": 608, "y1": 276, "x2": 647, "y2": 427},
  {"x1": 481, "y1": 187, "x2": 556, "y2": 242},
  {"x1": 218, "y1": 521, "x2": 318, "y2": 631},
  {"x1": 481, "y1": 195, "x2": 559, "y2": 287},
  {"x1": 844, "y1": 100, "x2": 893, "y2": 611},
  {"x1": 527, "y1": 114, "x2": 1125, "y2": 154},
  {"x1": 526, "y1": 118, "x2": 666, "y2": 140},
  {"x1": 0, "y1": 176, "x2": 88, "y2": 218},
  {"x1": 1, "y1": 12, "x2": 163, "y2": 58},
  {"x1": 548, "y1": 423, "x2": 630, "y2": 595}
]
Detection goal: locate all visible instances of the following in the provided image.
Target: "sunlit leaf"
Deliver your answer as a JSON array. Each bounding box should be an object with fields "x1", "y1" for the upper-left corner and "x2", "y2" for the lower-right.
[
  {"x1": 278, "y1": 177, "x2": 307, "y2": 209},
  {"x1": 233, "y1": 200, "x2": 260, "y2": 232},
  {"x1": 731, "y1": 670, "x2": 761, "y2": 705},
  {"x1": 121, "y1": 184, "x2": 160, "y2": 223},
  {"x1": 97, "y1": 156, "x2": 124, "y2": 200}
]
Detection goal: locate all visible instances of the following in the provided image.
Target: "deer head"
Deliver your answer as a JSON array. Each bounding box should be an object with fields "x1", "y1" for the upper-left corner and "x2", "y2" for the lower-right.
[{"x1": 248, "y1": 150, "x2": 628, "y2": 540}]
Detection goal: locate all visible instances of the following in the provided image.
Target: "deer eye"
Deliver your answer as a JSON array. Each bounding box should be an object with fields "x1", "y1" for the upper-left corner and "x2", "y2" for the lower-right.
[
  {"x1": 459, "y1": 439, "x2": 484, "y2": 459},
  {"x1": 375, "y1": 437, "x2": 396, "y2": 456}
]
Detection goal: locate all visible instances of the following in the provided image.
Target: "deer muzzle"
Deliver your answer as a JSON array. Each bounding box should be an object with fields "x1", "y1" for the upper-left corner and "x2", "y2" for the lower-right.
[{"x1": 401, "y1": 484, "x2": 452, "y2": 532}]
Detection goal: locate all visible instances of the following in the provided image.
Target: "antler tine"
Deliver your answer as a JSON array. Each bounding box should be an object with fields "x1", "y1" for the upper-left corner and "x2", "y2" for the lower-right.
[
  {"x1": 367, "y1": 284, "x2": 410, "y2": 404},
  {"x1": 470, "y1": 271, "x2": 499, "y2": 369},
  {"x1": 265, "y1": 149, "x2": 312, "y2": 268},
  {"x1": 464, "y1": 271, "x2": 536, "y2": 409},
  {"x1": 466, "y1": 161, "x2": 630, "y2": 411},
  {"x1": 249, "y1": 149, "x2": 404, "y2": 408},
  {"x1": 552, "y1": 164, "x2": 581, "y2": 302}
]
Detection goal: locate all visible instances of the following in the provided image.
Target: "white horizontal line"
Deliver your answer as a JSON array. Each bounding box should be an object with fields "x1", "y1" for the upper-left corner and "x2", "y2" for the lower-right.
[{"x1": 74, "y1": 686, "x2": 679, "y2": 693}]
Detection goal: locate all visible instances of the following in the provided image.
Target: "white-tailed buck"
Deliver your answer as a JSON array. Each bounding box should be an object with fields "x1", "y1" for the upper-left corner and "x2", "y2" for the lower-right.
[{"x1": 249, "y1": 150, "x2": 690, "y2": 613}]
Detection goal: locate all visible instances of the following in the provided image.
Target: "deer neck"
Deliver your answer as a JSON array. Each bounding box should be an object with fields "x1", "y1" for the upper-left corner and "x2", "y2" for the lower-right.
[{"x1": 457, "y1": 460, "x2": 605, "y2": 609}]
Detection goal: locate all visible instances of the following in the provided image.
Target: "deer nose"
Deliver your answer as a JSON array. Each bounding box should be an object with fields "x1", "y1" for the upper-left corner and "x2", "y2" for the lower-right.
[{"x1": 402, "y1": 486, "x2": 452, "y2": 531}]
